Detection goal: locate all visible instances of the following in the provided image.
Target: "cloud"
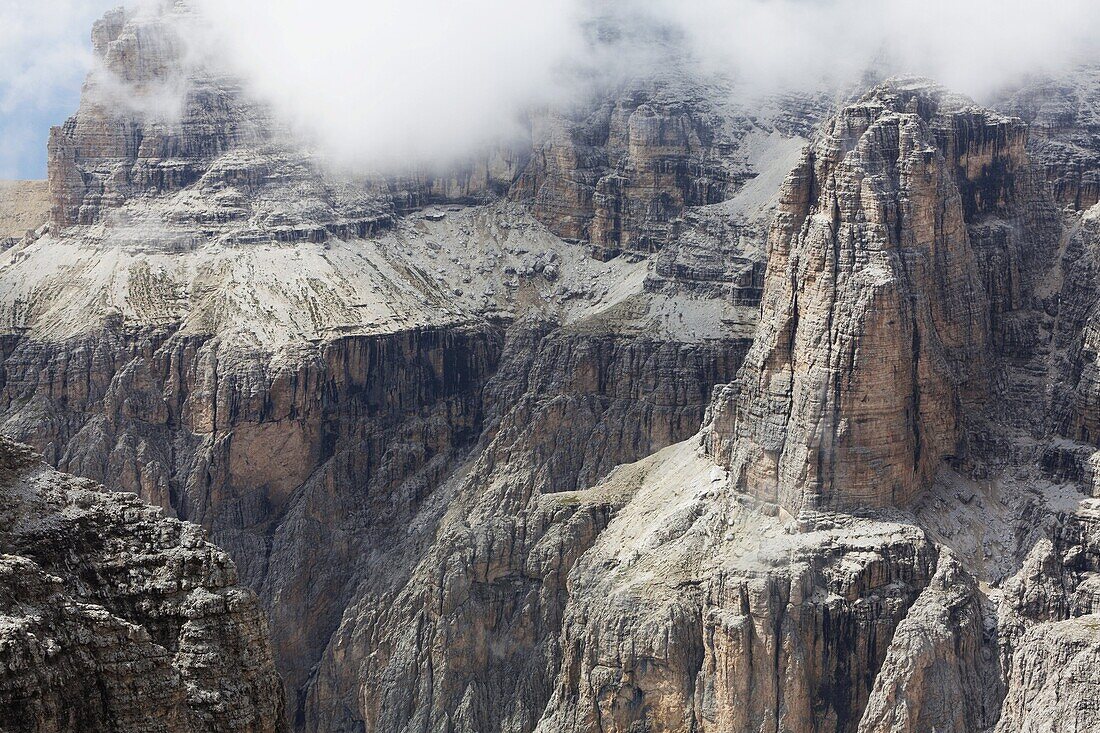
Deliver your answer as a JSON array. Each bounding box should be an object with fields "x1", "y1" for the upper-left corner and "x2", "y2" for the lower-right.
[
  {"x1": 189, "y1": 0, "x2": 588, "y2": 170},
  {"x1": 4, "y1": 0, "x2": 1100, "y2": 179},
  {"x1": 0, "y1": 0, "x2": 122, "y2": 179},
  {"x1": 652, "y1": 0, "x2": 1100, "y2": 100},
  {"x1": 185, "y1": 0, "x2": 1100, "y2": 170}
]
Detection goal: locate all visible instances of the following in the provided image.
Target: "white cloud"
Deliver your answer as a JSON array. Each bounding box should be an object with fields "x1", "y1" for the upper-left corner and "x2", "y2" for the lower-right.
[
  {"x1": 189, "y1": 0, "x2": 587, "y2": 170},
  {"x1": 185, "y1": 0, "x2": 1100, "y2": 170},
  {"x1": 4, "y1": 0, "x2": 1100, "y2": 179},
  {"x1": 648, "y1": 0, "x2": 1100, "y2": 100}
]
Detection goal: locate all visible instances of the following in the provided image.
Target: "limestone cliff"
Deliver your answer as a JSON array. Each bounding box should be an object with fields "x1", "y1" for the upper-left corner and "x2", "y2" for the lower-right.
[
  {"x1": 706, "y1": 79, "x2": 1058, "y2": 517},
  {"x1": 997, "y1": 67, "x2": 1100, "y2": 211},
  {"x1": 2, "y1": 4, "x2": 779, "y2": 726}
]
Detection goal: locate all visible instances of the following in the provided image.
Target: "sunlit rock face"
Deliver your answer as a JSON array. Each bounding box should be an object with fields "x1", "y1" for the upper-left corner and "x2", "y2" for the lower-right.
[
  {"x1": 706, "y1": 80, "x2": 1061, "y2": 517},
  {"x1": 7, "y1": 2, "x2": 1100, "y2": 732}
]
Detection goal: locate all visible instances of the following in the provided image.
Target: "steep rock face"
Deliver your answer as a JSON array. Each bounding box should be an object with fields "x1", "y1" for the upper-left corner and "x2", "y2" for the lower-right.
[
  {"x1": 0, "y1": 324, "x2": 502, "y2": 701},
  {"x1": 706, "y1": 80, "x2": 1057, "y2": 516},
  {"x1": 0, "y1": 437, "x2": 285, "y2": 732},
  {"x1": 995, "y1": 615, "x2": 1100, "y2": 732},
  {"x1": 48, "y1": 4, "x2": 526, "y2": 238},
  {"x1": 297, "y1": 324, "x2": 749, "y2": 731},
  {"x1": 1054, "y1": 213, "x2": 1100, "y2": 450},
  {"x1": 16, "y1": 2, "x2": 1100, "y2": 730},
  {"x1": 514, "y1": 82, "x2": 732, "y2": 256},
  {"x1": 997, "y1": 67, "x2": 1100, "y2": 211},
  {"x1": 474, "y1": 323, "x2": 751, "y2": 496},
  {"x1": 857, "y1": 553, "x2": 1001, "y2": 733},
  {"x1": 513, "y1": 80, "x2": 828, "y2": 258}
]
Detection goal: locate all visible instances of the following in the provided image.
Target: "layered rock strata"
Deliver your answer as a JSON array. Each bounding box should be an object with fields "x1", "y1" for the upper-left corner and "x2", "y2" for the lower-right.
[
  {"x1": 1, "y1": 3, "x2": 784, "y2": 724},
  {"x1": 706, "y1": 80, "x2": 1058, "y2": 517},
  {"x1": 7, "y1": 0, "x2": 1100, "y2": 730},
  {"x1": 997, "y1": 67, "x2": 1100, "y2": 211},
  {"x1": 513, "y1": 80, "x2": 829, "y2": 259}
]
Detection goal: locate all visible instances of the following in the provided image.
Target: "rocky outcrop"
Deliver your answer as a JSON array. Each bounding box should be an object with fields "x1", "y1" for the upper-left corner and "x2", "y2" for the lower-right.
[
  {"x1": 512, "y1": 79, "x2": 829, "y2": 259},
  {"x1": 0, "y1": 436, "x2": 285, "y2": 732},
  {"x1": 491, "y1": 442, "x2": 946, "y2": 733},
  {"x1": 47, "y1": 4, "x2": 526, "y2": 240},
  {"x1": 857, "y1": 552, "x2": 1000, "y2": 733},
  {"x1": 992, "y1": 503, "x2": 1100, "y2": 731},
  {"x1": 706, "y1": 80, "x2": 1060, "y2": 517},
  {"x1": 513, "y1": 82, "x2": 733, "y2": 257},
  {"x1": 13, "y1": 0, "x2": 1100, "y2": 729}
]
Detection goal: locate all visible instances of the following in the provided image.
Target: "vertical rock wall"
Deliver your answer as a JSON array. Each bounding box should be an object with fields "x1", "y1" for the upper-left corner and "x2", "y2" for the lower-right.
[{"x1": 706, "y1": 82, "x2": 1055, "y2": 517}]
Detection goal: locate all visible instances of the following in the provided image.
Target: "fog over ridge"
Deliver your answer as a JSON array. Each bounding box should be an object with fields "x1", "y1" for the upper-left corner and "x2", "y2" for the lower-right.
[
  {"x1": 189, "y1": 0, "x2": 1100, "y2": 169},
  {"x1": 4, "y1": 0, "x2": 1100, "y2": 178}
]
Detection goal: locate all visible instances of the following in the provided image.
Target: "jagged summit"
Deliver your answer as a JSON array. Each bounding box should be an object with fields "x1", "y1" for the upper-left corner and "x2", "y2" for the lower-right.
[{"x1": 858, "y1": 75, "x2": 974, "y2": 110}]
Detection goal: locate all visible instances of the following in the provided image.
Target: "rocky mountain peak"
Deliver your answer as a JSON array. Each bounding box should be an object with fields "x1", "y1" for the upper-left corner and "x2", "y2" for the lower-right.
[
  {"x1": 705, "y1": 83, "x2": 1053, "y2": 518},
  {"x1": 0, "y1": 436, "x2": 287, "y2": 731}
]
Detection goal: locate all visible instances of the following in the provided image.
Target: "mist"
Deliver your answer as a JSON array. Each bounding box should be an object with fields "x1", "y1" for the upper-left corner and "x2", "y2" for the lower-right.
[
  {"x1": 657, "y1": 0, "x2": 1100, "y2": 99},
  {"x1": 190, "y1": 0, "x2": 587, "y2": 170},
  {"x1": 6, "y1": 0, "x2": 1100, "y2": 179},
  {"x1": 182, "y1": 0, "x2": 1100, "y2": 169}
]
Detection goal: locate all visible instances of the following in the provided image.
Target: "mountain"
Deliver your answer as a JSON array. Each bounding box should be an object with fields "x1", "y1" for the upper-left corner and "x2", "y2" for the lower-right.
[{"x1": 1, "y1": 3, "x2": 1099, "y2": 732}]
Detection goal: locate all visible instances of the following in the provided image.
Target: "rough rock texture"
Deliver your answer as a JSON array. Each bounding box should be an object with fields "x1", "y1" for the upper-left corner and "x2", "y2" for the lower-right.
[
  {"x1": 997, "y1": 67, "x2": 1100, "y2": 211},
  {"x1": 2, "y1": 5, "x2": 782, "y2": 725},
  {"x1": 513, "y1": 78, "x2": 828, "y2": 259},
  {"x1": 986, "y1": 503, "x2": 1100, "y2": 732},
  {"x1": 706, "y1": 80, "x2": 1059, "y2": 517},
  {"x1": 995, "y1": 615, "x2": 1100, "y2": 732},
  {"x1": 531, "y1": 457, "x2": 941, "y2": 733},
  {"x1": 48, "y1": 3, "x2": 526, "y2": 239},
  {"x1": 8, "y1": 2, "x2": 1100, "y2": 731},
  {"x1": 1047, "y1": 209, "x2": 1100, "y2": 456},
  {"x1": 0, "y1": 436, "x2": 285, "y2": 732},
  {"x1": 857, "y1": 553, "x2": 1000, "y2": 733},
  {"x1": 514, "y1": 80, "x2": 733, "y2": 255}
]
